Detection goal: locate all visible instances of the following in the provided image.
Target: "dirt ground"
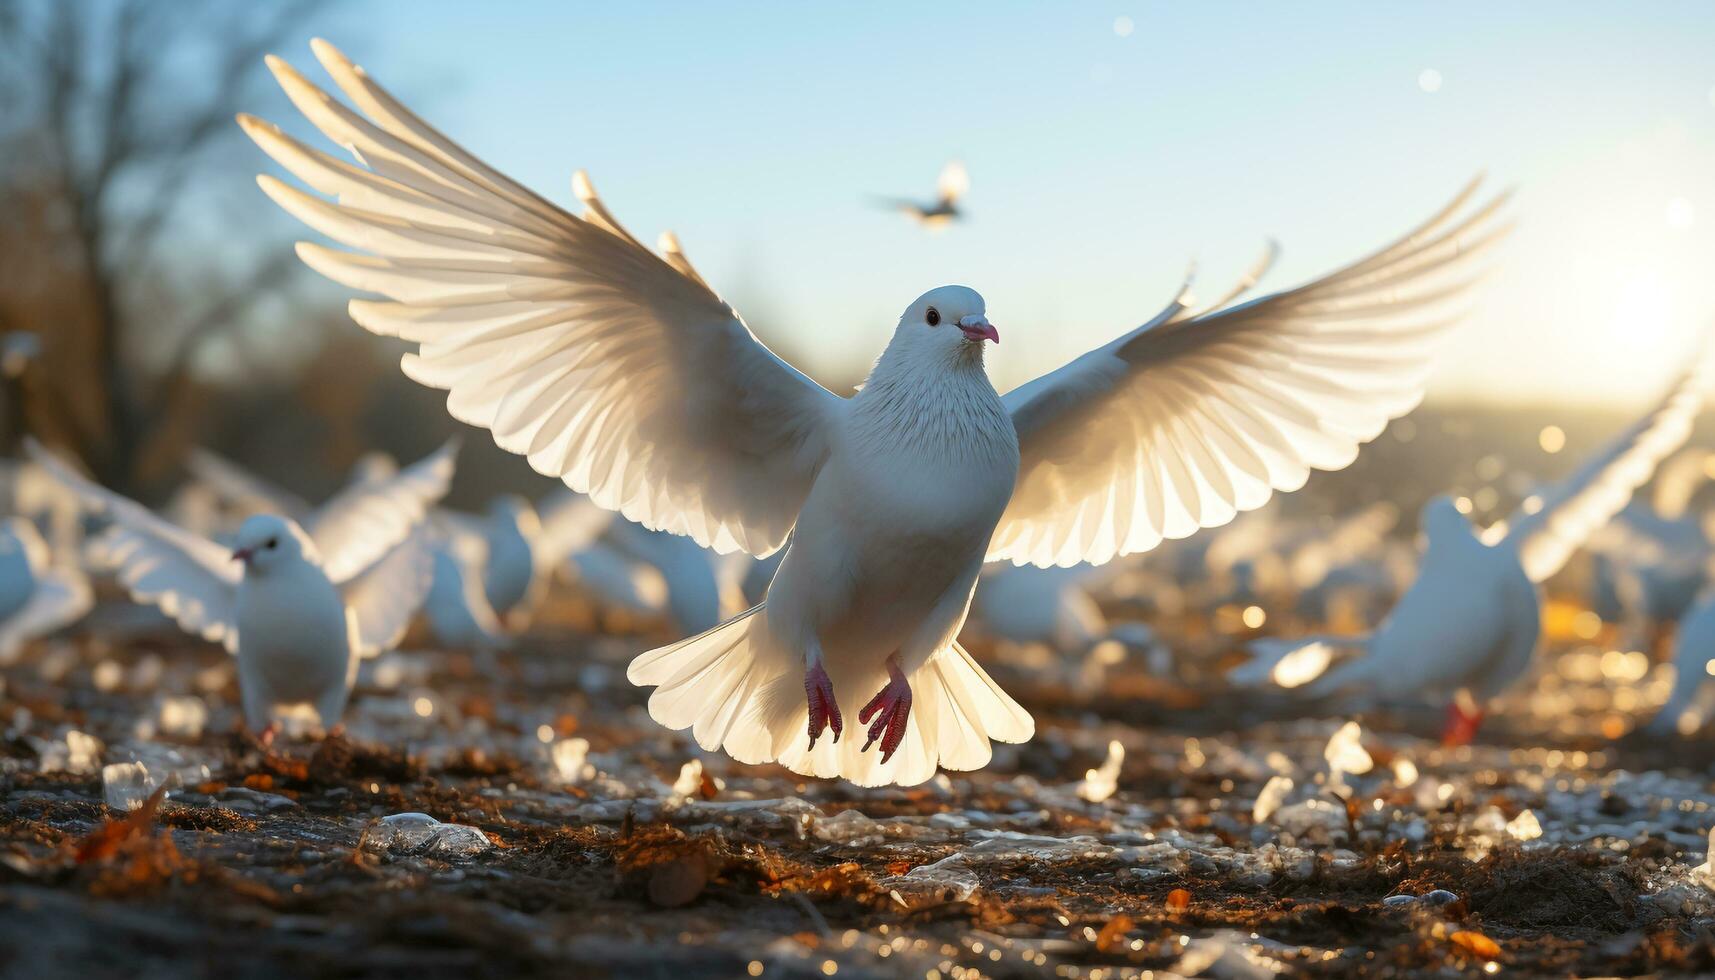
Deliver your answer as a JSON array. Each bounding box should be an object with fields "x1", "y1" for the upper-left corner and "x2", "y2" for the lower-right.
[{"x1": 5, "y1": 598, "x2": 1715, "y2": 979}]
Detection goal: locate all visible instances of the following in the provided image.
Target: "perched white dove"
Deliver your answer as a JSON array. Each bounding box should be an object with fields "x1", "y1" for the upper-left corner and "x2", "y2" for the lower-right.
[
  {"x1": 28, "y1": 439, "x2": 453, "y2": 735},
  {"x1": 968, "y1": 563, "x2": 1172, "y2": 688},
  {"x1": 597, "y1": 519, "x2": 733, "y2": 635},
  {"x1": 1646, "y1": 582, "x2": 1715, "y2": 736},
  {"x1": 423, "y1": 519, "x2": 511, "y2": 651},
  {"x1": 437, "y1": 489, "x2": 612, "y2": 626},
  {"x1": 1262, "y1": 359, "x2": 1710, "y2": 743},
  {"x1": 244, "y1": 39, "x2": 1505, "y2": 784},
  {"x1": 0, "y1": 516, "x2": 92, "y2": 662},
  {"x1": 563, "y1": 539, "x2": 671, "y2": 619},
  {"x1": 1587, "y1": 500, "x2": 1709, "y2": 648},
  {"x1": 880, "y1": 160, "x2": 969, "y2": 227}
]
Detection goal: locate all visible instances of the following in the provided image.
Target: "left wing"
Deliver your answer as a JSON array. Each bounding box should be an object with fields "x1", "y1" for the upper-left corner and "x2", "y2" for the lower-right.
[
  {"x1": 27, "y1": 440, "x2": 242, "y2": 652},
  {"x1": 989, "y1": 178, "x2": 1508, "y2": 567},
  {"x1": 0, "y1": 566, "x2": 92, "y2": 663},
  {"x1": 306, "y1": 439, "x2": 458, "y2": 583},
  {"x1": 1498, "y1": 354, "x2": 1711, "y2": 583}
]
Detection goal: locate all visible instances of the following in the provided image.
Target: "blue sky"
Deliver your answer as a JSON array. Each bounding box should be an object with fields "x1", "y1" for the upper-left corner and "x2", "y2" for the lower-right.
[{"x1": 264, "y1": 2, "x2": 1715, "y2": 405}]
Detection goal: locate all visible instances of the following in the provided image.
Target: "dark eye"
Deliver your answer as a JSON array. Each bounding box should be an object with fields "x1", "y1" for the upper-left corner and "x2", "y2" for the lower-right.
[
  {"x1": 266, "y1": 538, "x2": 278, "y2": 550},
  {"x1": 926, "y1": 307, "x2": 941, "y2": 326}
]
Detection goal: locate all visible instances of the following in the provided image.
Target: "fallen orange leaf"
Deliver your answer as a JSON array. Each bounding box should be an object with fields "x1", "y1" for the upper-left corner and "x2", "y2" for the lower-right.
[
  {"x1": 76, "y1": 785, "x2": 169, "y2": 865},
  {"x1": 1450, "y1": 929, "x2": 1502, "y2": 959},
  {"x1": 1094, "y1": 914, "x2": 1134, "y2": 952}
]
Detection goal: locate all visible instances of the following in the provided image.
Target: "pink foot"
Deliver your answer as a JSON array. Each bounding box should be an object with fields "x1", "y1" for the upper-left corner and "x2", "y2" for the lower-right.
[
  {"x1": 1440, "y1": 700, "x2": 1485, "y2": 747},
  {"x1": 805, "y1": 662, "x2": 842, "y2": 748},
  {"x1": 858, "y1": 657, "x2": 912, "y2": 764},
  {"x1": 258, "y1": 723, "x2": 279, "y2": 748}
]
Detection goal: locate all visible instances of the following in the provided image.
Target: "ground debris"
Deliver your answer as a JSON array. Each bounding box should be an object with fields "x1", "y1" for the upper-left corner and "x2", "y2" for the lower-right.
[{"x1": 3, "y1": 610, "x2": 1713, "y2": 977}]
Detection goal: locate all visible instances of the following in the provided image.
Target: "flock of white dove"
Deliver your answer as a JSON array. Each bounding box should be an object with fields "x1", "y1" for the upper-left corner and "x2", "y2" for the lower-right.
[{"x1": 5, "y1": 39, "x2": 1715, "y2": 787}]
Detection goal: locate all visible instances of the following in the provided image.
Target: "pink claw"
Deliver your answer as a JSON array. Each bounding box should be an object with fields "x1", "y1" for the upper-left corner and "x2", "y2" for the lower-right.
[
  {"x1": 858, "y1": 658, "x2": 912, "y2": 764},
  {"x1": 805, "y1": 662, "x2": 842, "y2": 748}
]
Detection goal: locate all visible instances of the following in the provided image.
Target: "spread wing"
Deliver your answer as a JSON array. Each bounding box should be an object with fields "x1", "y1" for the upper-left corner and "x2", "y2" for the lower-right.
[
  {"x1": 0, "y1": 566, "x2": 93, "y2": 663},
  {"x1": 185, "y1": 448, "x2": 312, "y2": 519},
  {"x1": 340, "y1": 527, "x2": 435, "y2": 657},
  {"x1": 26, "y1": 441, "x2": 241, "y2": 652},
  {"x1": 989, "y1": 178, "x2": 1509, "y2": 567},
  {"x1": 242, "y1": 39, "x2": 841, "y2": 557},
  {"x1": 1498, "y1": 355, "x2": 1711, "y2": 583},
  {"x1": 305, "y1": 438, "x2": 457, "y2": 584}
]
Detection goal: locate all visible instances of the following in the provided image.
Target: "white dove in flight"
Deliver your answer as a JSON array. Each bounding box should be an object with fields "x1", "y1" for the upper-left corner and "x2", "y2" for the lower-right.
[
  {"x1": 0, "y1": 516, "x2": 92, "y2": 663},
  {"x1": 1265, "y1": 358, "x2": 1711, "y2": 744},
  {"x1": 193, "y1": 447, "x2": 610, "y2": 630},
  {"x1": 28, "y1": 439, "x2": 453, "y2": 736},
  {"x1": 879, "y1": 160, "x2": 969, "y2": 228},
  {"x1": 244, "y1": 39, "x2": 1506, "y2": 785}
]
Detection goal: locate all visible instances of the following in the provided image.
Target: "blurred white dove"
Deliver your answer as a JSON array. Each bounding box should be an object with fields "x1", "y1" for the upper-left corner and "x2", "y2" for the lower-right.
[
  {"x1": 1586, "y1": 497, "x2": 1710, "y2": 648},
  {"x1": 1260, "y1": 359, "x2": 1710, "y2": 743},
  {"x1": 0, "y1": 516, "x2": 92, "y2": 662},
  {"x1": 191, "y1": 445, "x2": 513, "y2": 651},
  {"x1": 880, "y1": 160, "x2": 969, "y2": 228},
  {"x1": 437, "y1": 489, "x2": 612, "y2": 626},
  {"x1": 28, "y1": 439, "x2": 452, "y2": 736},
  {"x1": 599, "y1": 519, "x2": 735, "y2": 634},
  {"x1": 1646, "y1": 583, "x2": 1715, "y2": 736},
  {"x1": 245, "y1": 40, "x2": 1504, "y2": 784},
  {"x1": 423, "y1": 519, "x2": 511, "y2": 651},
  {"x1": 193, "y1": 445, "x2": 610, "y2": 631},
  {"x1": 968, "y1": 563, "x2": 1172, "y2": 687}
]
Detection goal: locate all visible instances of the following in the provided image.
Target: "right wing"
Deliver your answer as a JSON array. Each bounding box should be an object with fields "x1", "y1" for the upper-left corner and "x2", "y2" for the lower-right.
[
  {"x1": 340, "y1": 528, "x2": 436, "y2": 658},
  {"x1": 1499, "y1": 354, "x2": 1711, "y2": 583},
  {"x1": 27, "y1": 441, "x2": 241, "y2": 653},
  {"x1": 185, "y1": 448, "x2": 312, "y2": 519},
  {"x1": 243, "y1": 39, "x2": 842, "y2": 557},
  {"x1": 306, "y1": 439, "x2": 458, "y2": 584},
  {"x1": 991, "y1": 179, "x2": 1506, "y2": 567}
]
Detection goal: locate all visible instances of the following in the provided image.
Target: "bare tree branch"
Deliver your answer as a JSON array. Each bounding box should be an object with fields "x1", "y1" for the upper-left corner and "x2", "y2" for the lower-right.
[{"x1": 0, "y1": 0, "x2": 333, "y2": 489}]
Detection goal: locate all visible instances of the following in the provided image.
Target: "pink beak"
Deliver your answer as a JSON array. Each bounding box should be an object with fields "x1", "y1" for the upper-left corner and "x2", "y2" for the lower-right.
[
  {"x1": 958, "y1": 315, "x2": 999, "y2": 344},
  {"x1": 231, "y1": 547, "x2": 253, "y2": 564}
]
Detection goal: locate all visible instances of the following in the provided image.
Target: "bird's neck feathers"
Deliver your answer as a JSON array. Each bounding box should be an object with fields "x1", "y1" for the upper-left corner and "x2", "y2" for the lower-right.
[{"x1": 853, "y1": 342, "x2": 1013, "y2": 461}]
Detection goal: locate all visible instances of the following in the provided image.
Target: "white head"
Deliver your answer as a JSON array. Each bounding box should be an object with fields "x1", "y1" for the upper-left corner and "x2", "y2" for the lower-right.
[
  {"x1": 891, "y1": 285, "x2": 999, "y2": 366},
  {"x1": 230, "y1": 514, "x2": 315, "y2": 574}
]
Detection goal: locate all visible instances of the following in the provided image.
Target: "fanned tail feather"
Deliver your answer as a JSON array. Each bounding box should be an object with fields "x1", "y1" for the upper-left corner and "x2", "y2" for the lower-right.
[{"x1": 628, "y1": 612, "x2": 1033, "y2": 788}]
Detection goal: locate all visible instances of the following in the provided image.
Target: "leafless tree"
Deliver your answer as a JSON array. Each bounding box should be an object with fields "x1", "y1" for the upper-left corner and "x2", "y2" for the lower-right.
[{"x1": 0, "y1": 0, "x2": 331, "y2": 490}]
